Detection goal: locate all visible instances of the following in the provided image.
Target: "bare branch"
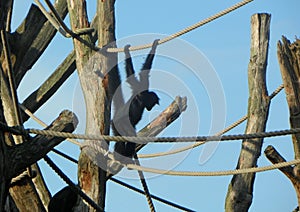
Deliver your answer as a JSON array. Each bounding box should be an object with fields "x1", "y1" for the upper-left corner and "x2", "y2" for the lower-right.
[
  {"x1": 7, "y1": 110, "x2": 78, "y2": 180},
  {"x1": 277, "y1": 36, "x2": 300, "y2": 206},
  {"x1": 11, "y1": 0, "x2": 68, "y2": 86}
]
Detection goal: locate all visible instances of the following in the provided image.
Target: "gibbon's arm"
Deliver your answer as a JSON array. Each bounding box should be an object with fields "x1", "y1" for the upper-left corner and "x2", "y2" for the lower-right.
[
  {"x1": 139, "y1": 39, "x2": 160, "y2": 90},
  {"x1": 113, "y1": 40, "x2": 160, "y2": 159},
  {"x1": 124, "y1": 44, "x2": 139, "y2": 91}
]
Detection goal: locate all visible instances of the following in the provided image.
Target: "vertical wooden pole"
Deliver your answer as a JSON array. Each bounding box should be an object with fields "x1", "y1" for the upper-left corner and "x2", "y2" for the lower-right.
[
  {"x1": 276, "y1": 36, "x2": 300, "y2": 206},
  {"x1": 67, "y1": 0, "x2": 120, "y2": 210},
  {"x1": 225, "y1": 13, "x2": 271, "y2": 212}
]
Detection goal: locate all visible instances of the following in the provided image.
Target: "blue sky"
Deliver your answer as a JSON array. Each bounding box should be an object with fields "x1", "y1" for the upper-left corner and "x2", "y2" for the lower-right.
[{"x1": 12, "y1": 0, "x2": 300, "y2": 211}]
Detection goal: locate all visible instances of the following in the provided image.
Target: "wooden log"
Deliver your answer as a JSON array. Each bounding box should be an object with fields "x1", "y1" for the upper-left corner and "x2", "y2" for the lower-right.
[
  {"x1": 0, "y1": 93, "x2": 10, "y2": 211},
  {"x1": 225, "y1": 13, "x2": 271, "y2": 212},
  {"x1": 11, "y1": 0, "x2": 68, "y2": 85},
  {"x1": 66, "y1": 0, "x2": 119, "y2": 210},
  {"x1": 277, "y1": 36, "x2": 300, "y2": 206},
  {"x1": 21, "y1": 15, "x2": 100, "y2": 123},
  {"x1": 7, "y1": 110, "x2": 78, "y2": 211}
]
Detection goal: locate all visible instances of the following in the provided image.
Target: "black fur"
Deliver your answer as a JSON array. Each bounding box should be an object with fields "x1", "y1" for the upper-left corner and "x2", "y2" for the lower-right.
[
  {"x1": 48, "y1": 186, "x2": 78, "y2": 212},
  {"x1": 113, "y1": 40, "x2": 160, "y2": 158}
]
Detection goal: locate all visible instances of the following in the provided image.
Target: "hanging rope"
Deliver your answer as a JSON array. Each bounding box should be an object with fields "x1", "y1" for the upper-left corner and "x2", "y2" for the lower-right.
[
  {"x1": 126, "y1": 158, "x2": 300, "y2": 177},
  {"x1": 106, "y1": 0, "x2": 253, "y2": 52},
  {"x1": 35, "y1": 0, "x2": 253, "y2": 52},
  {"x1": 134, "y1": 154, "x2": 156, "y2": 212}
]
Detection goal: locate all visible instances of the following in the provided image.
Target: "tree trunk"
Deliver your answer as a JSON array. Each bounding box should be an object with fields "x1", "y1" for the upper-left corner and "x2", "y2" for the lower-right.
[
  {"x1": 67, "y1": 0, "x2": 119, "y2": 210},
  {"x1": 275, "y1": 36, "x2": 300, "y2": 207},
  {"x1": 225, "y1": 13, "x2": 271, "y2": 212}
]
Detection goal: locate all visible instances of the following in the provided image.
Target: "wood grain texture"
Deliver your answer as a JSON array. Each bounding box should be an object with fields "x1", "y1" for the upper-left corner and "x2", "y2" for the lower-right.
[{"x1": 225, "y1": 13, "x2": 271, "y2": 212}]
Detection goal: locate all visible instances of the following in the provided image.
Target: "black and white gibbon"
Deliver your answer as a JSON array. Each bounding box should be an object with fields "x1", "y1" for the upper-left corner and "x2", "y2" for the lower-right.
[{"x1": 113, "y1": 39, "x2": 160, "y2": 159}]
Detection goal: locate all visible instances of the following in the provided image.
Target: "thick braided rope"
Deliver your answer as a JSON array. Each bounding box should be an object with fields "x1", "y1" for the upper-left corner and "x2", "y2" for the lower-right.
[
  {"x1": 106, "y1": 0, "x2": 253, "y2": 53},
  {"x1": 126, "y1": 159, "x2": 300, "y2": 177},
  {"x1": 138, "y1": 84, "x2": 284, "y2": 158},
  {"x1": 26, "y1": 127, "x2": 300, "y2": 144}
]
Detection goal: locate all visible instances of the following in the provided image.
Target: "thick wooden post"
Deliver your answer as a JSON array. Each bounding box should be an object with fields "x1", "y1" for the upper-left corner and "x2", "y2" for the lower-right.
[
  {"x1": 275, "y1": 36, "x2": 300, "y2": 207},
  {"x1": 67, "y1": 0, "x2": 119, "y2": 210},
  {"x1": 225, "y1": 13, "x2": 271, "y2": 212}
]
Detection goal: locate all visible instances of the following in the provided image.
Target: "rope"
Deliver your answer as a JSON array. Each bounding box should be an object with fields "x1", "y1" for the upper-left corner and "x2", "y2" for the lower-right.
[
  {"x1": 126, "y1": 159, "x2": 300, "y2": 177},
  {"x1": 269, "y1": 84, "x2": 284, "y2": 99},
  {"x1": 19, "y1": 104, "x2": 82, "y2": 146},
  {"x1": 0, "y1": 121, "x2": 299, "y2": 144},
  {"x1": 34, "y1": 0, "x2": 94, "y2": 38},
  {"x1": 106, "y1": 0, "x2": 253, "y2": 53},
  {"x1": 51, "y1": 148, "x2": 196, "y2": 212},
  {"x1": 134, "y1": 154, "x2": 156, "y2": 212},
  {"x1": 138, "y1": 84, "x2": 284, "y2": 158},
  {"x1": 37, "y1": 0, "x2": 253, "y2": 52},
  {"x1": 11, "y1": 171, "x2": 29, "y2": 184},
  {"x1": 19, "y1": 105, "x2": 191, "y2": 211},
  {"x1": 109, "y1": 178, "x2": 196, "y2": 212},
  {"x1": 138, "y1": 116, "x2": 247, "y2": 158},
  {"x1": 1, "y1": 30, "x2": 34, "y2": 177},
  {"x1": 43, "y1": 155, "x2": 104, "y2": 211},
  {"x1": 20, "y1": 127, "x2": 300, "y2": 144}
]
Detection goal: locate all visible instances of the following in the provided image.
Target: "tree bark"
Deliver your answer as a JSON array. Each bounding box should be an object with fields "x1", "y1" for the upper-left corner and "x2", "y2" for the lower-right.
[
  {"x1": 7, "y1": 110, "x2": 77, "y2": 211},
  {"x1": 21, "y1": 14, "x2": 100, "y2": 123},
  {"x1": 0, "y1": 85, "x2": 10, "y2": 212},
  {"x1": 67, "y1": 0, "x2": 119, "y2": 210},
  {"x1": 225, "y1": 13, "x2": 271, "y2": 212},
  {"x1": 0, "y1": 1, "x2": 71, "y2": 210},
  {"x1": 11, "y1": 0, "x2": 68, "y2": 86},
  {"x1": 276, "y1": 36, "x2": 300, "y2": 206}
]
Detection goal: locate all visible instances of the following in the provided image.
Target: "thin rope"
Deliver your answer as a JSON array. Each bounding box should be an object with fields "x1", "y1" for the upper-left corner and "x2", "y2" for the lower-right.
[
  {"x1": 36, "y1": 0, "x2": 253, "y2": 52},
  {"x1": 34, "y1": 0, "x2": 93, "y2": 38},
  {"x1": 138, "y1": 116, "x2": 247, "y2": 158},
  {"x1": 110, "y1": 178, "x2": 196, "y2": 212},
  {"x1": 1, "y1": 30, "x2": 34, "y2": 177},
  {"x1": 134, "y1": 154, "x2": 156, "y2": 212},
  {"x1": 269, "y1": 84, "x2": 284, "y2": 99},
  {"x1": 126, "y1": 159, "x2": 300, "y2": 177},
  {"x1": 51, "y1": 148, "x2": 196, "y2": 212},
  {"x1": 19, "y1": 104, "x2": 82, "y2": 146},
  {"x1": 138, "y1": 84, "x2": 284, "y2": 158},
  {"x1": 11, "y1": 171, "x2": 28, "y2": 184},
  {"x1": 43, "y1": 155, "x2": 103, "y2": 211},
  {"x1": 106, "y1": 0, "x2": 253, "y2": 53}
]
